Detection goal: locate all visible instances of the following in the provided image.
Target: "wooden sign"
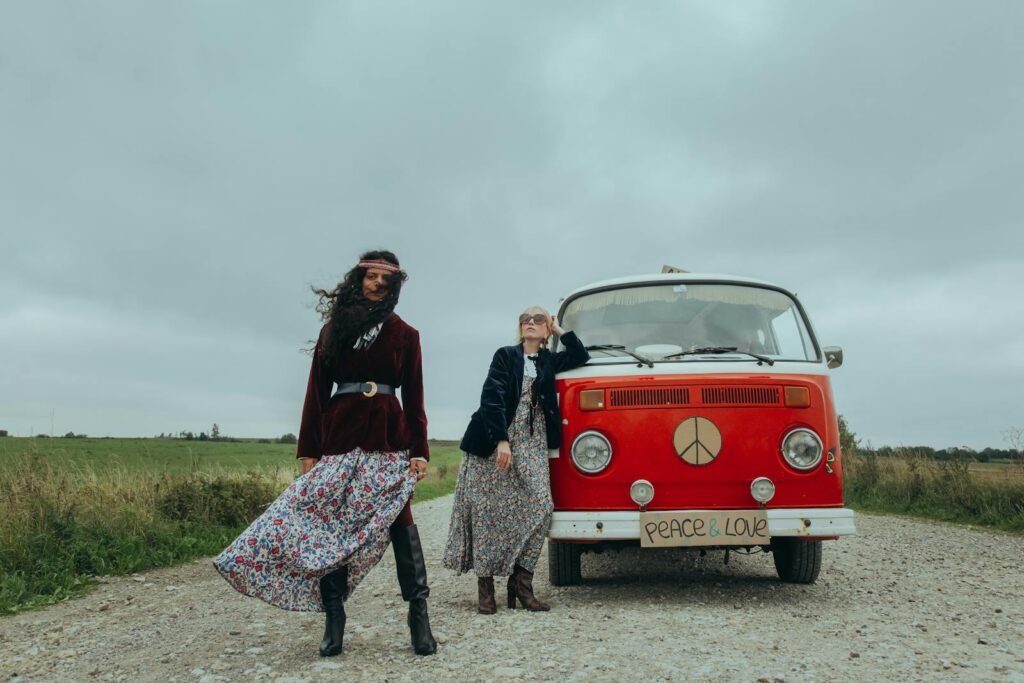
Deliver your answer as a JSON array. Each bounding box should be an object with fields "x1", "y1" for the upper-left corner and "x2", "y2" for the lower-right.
[{"x1": 640, "y1": 510, "x2": 769, "y2": 547}]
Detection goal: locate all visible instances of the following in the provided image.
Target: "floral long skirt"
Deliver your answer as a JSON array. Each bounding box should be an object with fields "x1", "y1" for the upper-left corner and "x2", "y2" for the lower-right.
[
  {"x1": 213, "y1": 448, "x2": 415, "y2": 612},
  {"x1": 443, "y1": 377, "x2": 553, "y2": 577}
]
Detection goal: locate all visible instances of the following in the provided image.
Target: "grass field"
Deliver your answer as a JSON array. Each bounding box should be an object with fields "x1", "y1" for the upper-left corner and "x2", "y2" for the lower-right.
[
  {"x1": 0, "y1": 436, "x2": 463, "y2": 496},
  {"x1": 967, "y1": 461, "x2": 1024, "y2": 484},
  {"x1": 843, "y1": 451, "x2": 1024, "y2": 532},
  {"x1": 0, "y1": 437, "x2": 463, "y2": 615},
  {"x1": 4, "y1": 435, "x2": 1021, "y2": 615},
  {"x1": 1, "y1": 437, "x2": 326, "y2": 473}
]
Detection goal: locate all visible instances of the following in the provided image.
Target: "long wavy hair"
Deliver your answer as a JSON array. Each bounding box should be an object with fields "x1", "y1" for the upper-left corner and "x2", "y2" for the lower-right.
[{"x1": 311, "y1": 250, "x2": 408, "y2": 363}]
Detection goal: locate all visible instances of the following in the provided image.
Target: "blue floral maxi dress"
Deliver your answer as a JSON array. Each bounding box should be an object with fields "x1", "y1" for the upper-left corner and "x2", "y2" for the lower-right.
[
  {"x1": 443, "y1": 360, "x2": 553, "y2": 576},
  {"x1": 213, "y1": 448, "x2": 415, "y2": 612}
]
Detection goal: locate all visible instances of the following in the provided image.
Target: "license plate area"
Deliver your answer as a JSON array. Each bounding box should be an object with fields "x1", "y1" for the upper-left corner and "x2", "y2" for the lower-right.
[{"x1": 640, "y1": 510, "x2": 769, "y2": 547}]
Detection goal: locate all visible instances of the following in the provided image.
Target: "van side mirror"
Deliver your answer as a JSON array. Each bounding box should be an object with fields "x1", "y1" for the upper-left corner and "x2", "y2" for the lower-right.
[{"x1": 823, "y1": 346, "x2": 843, "y2": 369}]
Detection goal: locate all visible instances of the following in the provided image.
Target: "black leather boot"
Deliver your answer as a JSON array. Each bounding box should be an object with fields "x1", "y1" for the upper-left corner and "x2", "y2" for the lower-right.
[
  {"x1": 390, "y1": 524, "x2": 437, "y2": 656},
  {"x1": 318, "y1": 566, "x2": 347, "y2": 657}
]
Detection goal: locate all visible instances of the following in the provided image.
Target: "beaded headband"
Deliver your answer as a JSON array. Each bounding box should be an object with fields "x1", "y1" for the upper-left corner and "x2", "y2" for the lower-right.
[{"x1": 358, "y1": 259, "x2": 401, "y2": 273}]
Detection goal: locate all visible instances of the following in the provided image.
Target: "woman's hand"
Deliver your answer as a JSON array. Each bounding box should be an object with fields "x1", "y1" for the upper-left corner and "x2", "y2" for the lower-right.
[
  {"x1": 550, "y1": 315, "x2": 565, "y2": 336},
  {"x1": 299, "y1": 457, "x2": 318, "y2": 475},
  {"x1": 495, "y1": 441, "x2": 513, "y2": 470},
  {"x1": 409, "y1": 459, "x2": 428, "y2": 481}
]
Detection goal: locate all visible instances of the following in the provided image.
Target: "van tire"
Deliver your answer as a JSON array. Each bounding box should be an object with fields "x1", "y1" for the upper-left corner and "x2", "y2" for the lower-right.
[
  {"x1": 547, "y1": 540, "x2": 582, "y2": 586},
  {"x1": 772, "y1": 538, "x2": 821, "y2": 584}
]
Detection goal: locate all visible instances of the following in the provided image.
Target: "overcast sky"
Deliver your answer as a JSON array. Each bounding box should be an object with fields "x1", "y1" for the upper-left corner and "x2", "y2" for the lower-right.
[{"x1": 2, "y1": 1, "x2": 1022, "y2": 450}]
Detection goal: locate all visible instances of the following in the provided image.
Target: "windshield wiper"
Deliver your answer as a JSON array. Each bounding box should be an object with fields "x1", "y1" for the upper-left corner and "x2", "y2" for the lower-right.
[
  {"x1": 585, "y1": 344, "x2": 654, "y2": 368},
  {"x1": 663, "y1": 346, "x2": 775, "y2": 366}
]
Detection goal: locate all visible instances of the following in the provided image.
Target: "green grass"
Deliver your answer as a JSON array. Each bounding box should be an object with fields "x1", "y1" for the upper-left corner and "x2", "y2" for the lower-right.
[
  {"x1": 0, "y1": 436, "x2": 297, "y2": 474},
  {"x1": 5, "y1": 433, "x2": 1020, "y2": 613},
  {"x1": 0, "y1": 437, "x2": 462, "y2": 615},
  {"x1": 411, "y1": 447, "x2": 463, "y2": 502},
  {"x1": 967, "y1": 460, "x2": 1024, "y2": 484},
  {"x1": 844, "y1": 450, "x2": 1024, "y2": 533}
]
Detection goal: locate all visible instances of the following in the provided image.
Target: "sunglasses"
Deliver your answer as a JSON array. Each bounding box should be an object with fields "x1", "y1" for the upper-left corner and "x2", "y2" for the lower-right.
[{"x1": 519, "y1": 313, "x2": 548, "y2": 325}]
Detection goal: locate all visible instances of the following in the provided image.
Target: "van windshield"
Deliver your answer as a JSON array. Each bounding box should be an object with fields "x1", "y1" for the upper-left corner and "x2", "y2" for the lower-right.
[{"x1": 560, "y1": 283, "x2": 819, "y2": 362}]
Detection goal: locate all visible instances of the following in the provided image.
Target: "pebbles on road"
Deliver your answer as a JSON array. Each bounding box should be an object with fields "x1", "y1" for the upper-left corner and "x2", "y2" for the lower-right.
[{"x1": 1, "y1": 495, "x2": 1022, "y2": 682}]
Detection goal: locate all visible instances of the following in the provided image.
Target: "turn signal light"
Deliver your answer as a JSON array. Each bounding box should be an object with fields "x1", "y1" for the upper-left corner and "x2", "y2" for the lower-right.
[
  {"x1": 579, "y1": 389, "x2": 606, "y2": 411},
  {"x1": 784, "y1": 386, "x2": 810, "y2": 408}
]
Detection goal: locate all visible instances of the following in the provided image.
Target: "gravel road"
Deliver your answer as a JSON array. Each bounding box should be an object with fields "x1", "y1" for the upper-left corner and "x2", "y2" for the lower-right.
[{"x1": 2, "y1": 495, "x2": 1022, "y2": 683}]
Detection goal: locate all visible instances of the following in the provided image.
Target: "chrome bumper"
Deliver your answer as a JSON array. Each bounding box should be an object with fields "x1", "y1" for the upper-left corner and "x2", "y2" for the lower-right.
[{"x1": 549, "y1": 508, "x2": 856, "y2": 540}]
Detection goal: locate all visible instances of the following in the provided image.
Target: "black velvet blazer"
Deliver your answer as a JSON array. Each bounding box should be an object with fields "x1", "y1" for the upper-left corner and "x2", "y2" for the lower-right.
[{"x1": 459, "y1": 331, "x2": 589, "y2": 457}]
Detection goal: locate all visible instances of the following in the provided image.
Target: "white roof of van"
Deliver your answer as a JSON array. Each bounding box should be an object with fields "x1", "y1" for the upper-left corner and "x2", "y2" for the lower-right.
[{"x1": 561, "y1": 273, "x2": 788, "y2": 300}]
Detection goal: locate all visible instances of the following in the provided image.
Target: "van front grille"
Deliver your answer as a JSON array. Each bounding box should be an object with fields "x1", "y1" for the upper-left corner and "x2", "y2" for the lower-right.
[
  {"x1": 701, "y1": 386, "x2": 781, "y2": 406},
  {"x1": 608, "y1": 387, "x2": 691, "y2": 409}
]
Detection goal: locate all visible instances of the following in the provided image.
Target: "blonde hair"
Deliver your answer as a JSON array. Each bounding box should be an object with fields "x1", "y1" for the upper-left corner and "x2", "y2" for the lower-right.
[{"x1": 515, "y1": 305, "x2": 552, "y2": 346}]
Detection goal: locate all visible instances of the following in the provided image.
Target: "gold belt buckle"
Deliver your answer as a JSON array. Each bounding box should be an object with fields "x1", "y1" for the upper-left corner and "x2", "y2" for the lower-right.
[{"x1": 362, "y1": 381, "x2": 378, "y2": 397}]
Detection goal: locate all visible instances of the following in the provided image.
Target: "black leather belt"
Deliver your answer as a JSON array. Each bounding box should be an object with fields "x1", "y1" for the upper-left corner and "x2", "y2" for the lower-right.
[{"x1": 334, "y1": 382, "x2": 395, "y2": 398}]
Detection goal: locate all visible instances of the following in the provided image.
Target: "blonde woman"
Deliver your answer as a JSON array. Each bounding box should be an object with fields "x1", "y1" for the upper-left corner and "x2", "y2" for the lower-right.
[{"x1": 443, "y1": 307, "x2": 589, "y2": 613}]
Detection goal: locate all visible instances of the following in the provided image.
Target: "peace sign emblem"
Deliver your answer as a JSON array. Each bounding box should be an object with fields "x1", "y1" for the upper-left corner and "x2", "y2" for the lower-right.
[{"x1": 672, "y1": 417, "x2": 722, "y2": 465}]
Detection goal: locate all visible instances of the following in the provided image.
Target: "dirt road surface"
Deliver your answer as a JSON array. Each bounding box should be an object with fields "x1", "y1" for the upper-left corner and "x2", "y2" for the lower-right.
[{"x1": 2, "y1": 495, "x2": 1022, "y2": 682}]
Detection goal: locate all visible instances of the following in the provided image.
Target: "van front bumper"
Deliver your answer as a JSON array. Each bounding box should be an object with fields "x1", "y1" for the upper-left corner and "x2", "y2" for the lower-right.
[{"x1": 549, "y1": 508, "x2": 856, "y2": 540}]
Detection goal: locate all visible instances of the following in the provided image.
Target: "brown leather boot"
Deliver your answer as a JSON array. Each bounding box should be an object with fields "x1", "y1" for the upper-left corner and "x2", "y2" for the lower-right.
[
  {"x1": 477, "y1": 577, "x2": 496, "y2": 614},
  {"x1": 507, "y1": 565, "x2": 550, "y2": 611}
]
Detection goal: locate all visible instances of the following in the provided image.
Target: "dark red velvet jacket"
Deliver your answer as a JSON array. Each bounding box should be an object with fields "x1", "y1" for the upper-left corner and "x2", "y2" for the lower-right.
[{"x1": 296, "y1": 314, "x2": 429, "y2": 461}]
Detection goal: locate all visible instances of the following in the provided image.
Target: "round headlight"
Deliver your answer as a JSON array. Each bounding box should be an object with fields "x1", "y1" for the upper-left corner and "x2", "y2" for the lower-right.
[
  {"x1": 781, "y1": 429, "x2": 823, "y2": 470},
  {"x1": 630, "y1": 479, "x2": 655, "y2": 506},
  {"x1": 750, "y1": 476, "x2": 776, "y2": 503},
  {"x1": 571, "y1": 431, "x2": 612, "y2": 473}
]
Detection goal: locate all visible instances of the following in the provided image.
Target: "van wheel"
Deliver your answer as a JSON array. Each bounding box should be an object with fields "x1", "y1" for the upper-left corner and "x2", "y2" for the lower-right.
[
  {"x1": 772, "y1": 538, "x2": 821, "y2": 584},
  {"x1": 547, "y1": 540, "x2": 582, "y2": 586}
]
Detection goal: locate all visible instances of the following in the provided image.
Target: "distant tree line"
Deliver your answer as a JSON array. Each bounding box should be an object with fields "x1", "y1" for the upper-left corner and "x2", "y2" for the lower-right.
[
  {"x1": 157, "y1": 424, "x2": 225, "y2": 442},
  {"x1": 2, "y1": 426, "x2": 296, "y2": 444},
  {"x1": 864, "y1": 445, "x2": 1022, "y2": 462},
  {"x1": 153, "y1": 425, "x2": 297, "y2": 445},
  {"x1": 0, "y1": 430, "x2": 86, "y2": 438},
  {"x1": 839, "y1": 415, "x2": 1023, "y2": 462}
]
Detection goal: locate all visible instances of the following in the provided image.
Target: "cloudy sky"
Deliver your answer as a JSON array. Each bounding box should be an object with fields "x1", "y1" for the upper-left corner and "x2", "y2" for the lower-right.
[{"x1": 2, "y1": 1, "x2": 1022, "y2": 450}]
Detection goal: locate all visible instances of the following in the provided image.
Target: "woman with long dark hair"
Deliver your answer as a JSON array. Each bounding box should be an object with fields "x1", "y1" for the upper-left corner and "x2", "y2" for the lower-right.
[{"x1": 214, "y1": 249, "x2": 437, "y2": 657}]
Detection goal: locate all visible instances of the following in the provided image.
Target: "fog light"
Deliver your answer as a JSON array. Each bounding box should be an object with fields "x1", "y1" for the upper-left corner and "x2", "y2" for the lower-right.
[
  {"x1": 750, "y1": 477, "x2": 776, "y2": 504},
  {"x1": 630, "y1": 479, "x2": 655, "y2": 506}
]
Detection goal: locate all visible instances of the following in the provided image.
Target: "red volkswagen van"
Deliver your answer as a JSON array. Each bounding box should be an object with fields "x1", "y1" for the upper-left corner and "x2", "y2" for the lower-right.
[{"x1": 548, "y1": 274, "x2": 854, "y2": 585}]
